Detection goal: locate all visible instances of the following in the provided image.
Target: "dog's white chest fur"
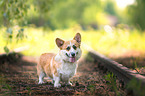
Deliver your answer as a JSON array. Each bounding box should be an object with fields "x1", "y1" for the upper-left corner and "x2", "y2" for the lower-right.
[
  {"x1": 60, "y1": 62, "x2": 77, "y2": 78},
  {"x1": 55, "y1": 54, "x2": 77, "y2": 81}
]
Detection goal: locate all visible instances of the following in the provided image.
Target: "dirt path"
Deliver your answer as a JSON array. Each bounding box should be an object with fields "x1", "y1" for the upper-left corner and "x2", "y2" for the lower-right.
[{"x1": 0, "y1": 54, "x2": 127, "y2": 96}]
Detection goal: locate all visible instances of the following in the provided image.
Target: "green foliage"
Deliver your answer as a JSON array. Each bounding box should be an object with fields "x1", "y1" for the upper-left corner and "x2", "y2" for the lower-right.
[
  {"x1": 4, "y1": 46, "x2": 9, "y2": 54},
  {"x1": 87, "y1": 84, "x2": 96, "y2": 95},
  {"x1": 26, "y1": 86, "x2": 32, "y2": 95},
  {"x1": 5, "y1": 84, "x2": 12, "y2": 91},
  {"x1": 0, "y1": 75, "x2": 6, "y2": 89},
  {"x1": 48, "y1": 0, "x2": 104, "y2": 29},
  {"x1": 16, "y1": 28, "x2": 25, "y2": 41},
  {"x1": 6, "y1": 28, "x2": 13, "y2": 34},
  {"x1": 104, "y1": 72, "x2": 120, "y2": 96},
  {"x1": 133, "y1": 61, "x2": 140, "y2": 73},
  {"x1": 0, "y1": 0, "x2": 54, "y2": 53},
  {"x1": 0, "y1": 0, "x2": 29, "y2": 26},
  {"x1": 0, "y1": 75, "x2": 15, "y2": 95},
  {"x1": 127, "y1": 0, "x2": 145, "y2": 30},
  {"x1": 3, "y1": 27, "x2": 26, "y2": 53},
  {"x1": 33, "y1": 0, "x2": 53, "y2": 13},
  {"x1": 0, "y1": 0, "x2": 54, "y2": 26},
  {"x1": 6, "y1": 28, "x2": 13, "y2": 42},
  {"x1": 127, "y1": 78, "x2": 145, "y2": 96},
  {"x1": 104, "y1": 0, "x2": 117, "y2": 16},
  {"x1": 0, "y1": 0, "x2": 118, "y2": 30},
  {"x1": 0, "y1": 0, "x2": 120, "y2": 30},
  {"x1": 0, "y1": 0, "x2": 29, "y2": 53}
]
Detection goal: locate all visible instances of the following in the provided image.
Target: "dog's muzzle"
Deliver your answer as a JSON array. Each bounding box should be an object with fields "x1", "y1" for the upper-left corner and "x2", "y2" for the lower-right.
[
  {"x1": 70, "y1": 52, "x2": 75, "y2": 57},
  {"x1": 66, "y1": 52, "x2": 76, "y2": 63}
]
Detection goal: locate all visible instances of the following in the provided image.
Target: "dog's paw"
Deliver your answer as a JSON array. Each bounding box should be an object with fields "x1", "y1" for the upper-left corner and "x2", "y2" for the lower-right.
[
  {"x1": 68, "y1": 82, "x2": 72, "y2": 86},
  {"x1": 66, "y1": 82, "x2": 72, "y2": 86},
  {"x1": 51, "y1": 80, "x2": 55, "y2": 84},
  {"x1": 54, "y1": 83, "x2": 61, "y2": 88},
  {"x1": 38, "y1": 81, "x2": 45, "y2": 84}
]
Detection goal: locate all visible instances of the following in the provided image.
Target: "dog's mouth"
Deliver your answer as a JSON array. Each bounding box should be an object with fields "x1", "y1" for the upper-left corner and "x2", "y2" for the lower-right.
[
  {"x1": 69, "y1": 57, "x2": 75, "y2": 63},
  {"x1": 66, "y1": 53, "x2": 76, "y2": 63}
]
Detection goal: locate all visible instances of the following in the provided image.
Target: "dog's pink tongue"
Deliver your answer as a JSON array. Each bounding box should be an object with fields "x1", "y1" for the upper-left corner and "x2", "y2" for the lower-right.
[{"x1": 70, "y1": 57, "x2": 75, "y2": 63}]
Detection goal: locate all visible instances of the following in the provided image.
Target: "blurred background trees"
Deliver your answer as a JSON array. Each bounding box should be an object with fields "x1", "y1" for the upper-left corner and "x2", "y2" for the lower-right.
[
  {"x1": 0, "y1": 0, "x2": 53, "y2": 27},
  {"x1": 1, "y1": 0, "x2": 144, "y2": 30},
  {"x1": 127, "y1": 0, "x2": 145, "y2": 30}
]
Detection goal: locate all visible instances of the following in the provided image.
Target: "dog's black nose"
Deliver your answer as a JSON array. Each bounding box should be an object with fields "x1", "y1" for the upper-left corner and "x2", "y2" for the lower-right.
[{"x1": 71, "y1": 52, "x2": 75, "y2": 57}]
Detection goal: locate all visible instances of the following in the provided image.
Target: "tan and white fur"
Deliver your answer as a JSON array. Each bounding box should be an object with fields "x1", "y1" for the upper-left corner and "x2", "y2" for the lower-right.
[{"x1": 37, "y1": 33, "x2": 82, "y2": 87}]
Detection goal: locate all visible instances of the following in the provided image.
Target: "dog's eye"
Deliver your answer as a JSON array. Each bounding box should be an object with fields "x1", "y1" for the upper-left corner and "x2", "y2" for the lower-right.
[
  {"x1": 73, "y1": 45, "x2": 77, "y2": 50},
  {"x1": 66, "y1": 46, "x2": 70, "y2": 51}
]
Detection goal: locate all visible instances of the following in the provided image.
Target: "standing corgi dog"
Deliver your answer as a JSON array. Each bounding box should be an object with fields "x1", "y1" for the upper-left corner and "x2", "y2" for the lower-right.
[{"x1": 37, "y1": 33, "x2": 82, "y2": 87}]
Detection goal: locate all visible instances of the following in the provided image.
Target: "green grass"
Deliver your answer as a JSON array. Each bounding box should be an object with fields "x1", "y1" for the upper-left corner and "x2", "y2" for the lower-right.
[
  {"x1": 104, "y1": 72, "x2": 120, "y2": 96},
  {"x1": 0, "y1": 26, "x2": 145, "y2": 57}
]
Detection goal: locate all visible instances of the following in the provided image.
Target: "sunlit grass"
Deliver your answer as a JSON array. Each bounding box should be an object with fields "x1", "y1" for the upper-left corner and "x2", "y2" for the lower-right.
[{"x1": 0, "y1": 26, "x2": 145, "y2": 57}]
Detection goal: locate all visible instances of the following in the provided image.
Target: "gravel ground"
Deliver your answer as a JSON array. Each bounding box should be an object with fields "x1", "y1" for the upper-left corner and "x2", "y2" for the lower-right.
[{"x1": 0, "y1": 54, "x2": 127, "y2": 96}]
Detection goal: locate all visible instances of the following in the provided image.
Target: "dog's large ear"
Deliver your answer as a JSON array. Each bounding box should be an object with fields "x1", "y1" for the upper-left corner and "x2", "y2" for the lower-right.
[
  {"x1": 73, "y1": 33, "x2": 81, "y2": 44},
  {"x1": 56, "y1": 38, "x2": 64, "y2": 49}
]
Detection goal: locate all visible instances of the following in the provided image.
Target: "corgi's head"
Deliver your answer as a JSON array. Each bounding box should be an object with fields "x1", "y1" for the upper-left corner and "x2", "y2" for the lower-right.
[{"x1": 56, "y1": 33, "x2": 82, "y2": 63}]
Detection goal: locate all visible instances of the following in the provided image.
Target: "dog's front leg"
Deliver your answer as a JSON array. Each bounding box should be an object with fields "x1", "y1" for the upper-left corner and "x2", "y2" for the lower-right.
[
  {"x1": 54, "y1": 76, "x2": 61, "y2": 87},
  {"x1": 65, "y1": 78, "x2": 72, "y2": 86},
  {"x1": 61, "y1": 75, "x2": 72, "y2": 86},
  {"x1": 67, "y1": 81, "x2": 72, "y2": 86}
]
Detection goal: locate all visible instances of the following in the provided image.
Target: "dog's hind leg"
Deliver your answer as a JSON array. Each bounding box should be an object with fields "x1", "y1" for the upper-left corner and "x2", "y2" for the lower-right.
[
  {"x1": 38, "y1": 71, "x2": 46, "y2": 84},
  {"x1": 37, "y1": 64, "x2": 46, "y2": 84},
  {"x1": 48, "y1": 76, "x2": 55, "y2": 84},
  {"x1": 53, "y1": 73, "x2": 61, "y2": 87}
]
